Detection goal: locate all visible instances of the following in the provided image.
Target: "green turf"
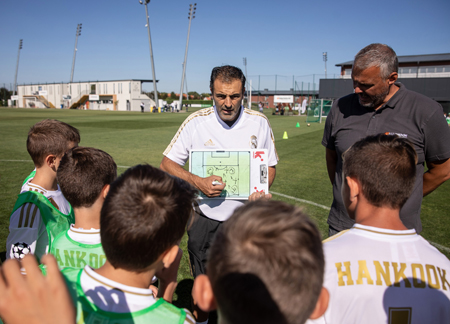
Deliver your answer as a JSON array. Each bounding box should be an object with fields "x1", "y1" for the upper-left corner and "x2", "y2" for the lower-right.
[{"x1": 0, "y1": 107, "x2": 449, "y2": 317}]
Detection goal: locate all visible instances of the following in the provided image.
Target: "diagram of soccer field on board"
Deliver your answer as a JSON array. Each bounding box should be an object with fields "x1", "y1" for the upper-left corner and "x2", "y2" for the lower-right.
[{"x1": 190, "y1": 149, "x2": 269, "y2": 199}]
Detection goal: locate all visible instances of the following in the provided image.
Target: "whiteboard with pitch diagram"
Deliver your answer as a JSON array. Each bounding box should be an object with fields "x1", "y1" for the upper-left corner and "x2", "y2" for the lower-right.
[{"x1": 189, "y1": 149, "x2": 269, "y2": 200}]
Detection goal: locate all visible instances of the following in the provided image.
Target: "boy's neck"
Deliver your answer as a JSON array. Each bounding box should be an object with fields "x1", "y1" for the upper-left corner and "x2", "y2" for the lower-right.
[
  {"x1": 73, "y1": 200, "x2": 102, "y2": 230},
  {"x1": 95, "y1": 261, "x2": 156, "y2": 289},
  {"x1": 354, "y1": 202, "x2": 407, "y2": 231},
  {"x1": 30, "y1": 167, "x2": 58, "y2": 191}
]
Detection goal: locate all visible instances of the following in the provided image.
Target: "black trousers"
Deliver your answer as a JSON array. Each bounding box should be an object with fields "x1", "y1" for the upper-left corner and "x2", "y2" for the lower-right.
[{"x1": 187, "y1": 207, "x2": 223, "y2": 278}]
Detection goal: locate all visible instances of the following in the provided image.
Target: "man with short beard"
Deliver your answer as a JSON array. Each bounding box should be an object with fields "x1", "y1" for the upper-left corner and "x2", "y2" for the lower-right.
[{"x1": 323, "y1": 43, "x2": 450, "y2": 237}]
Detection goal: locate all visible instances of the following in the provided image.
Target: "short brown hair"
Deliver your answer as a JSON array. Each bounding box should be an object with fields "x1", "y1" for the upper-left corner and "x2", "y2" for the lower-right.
[
  {"x1": 27, "y1": 119, "x2": 80, "y2": 168},
  {"x1": 353, "y1": 43, "x2": 398, "y2": 79},
  {"x1": 57, "y1": 147, "x2": 117, "y2": 209},
  {"x1": 343, "y1": 134, "x2": 417, "y2": 209},
  {"x1": 207, "y1": 201, "x2": 324, "y2": 324},
  {"x1": 210, "y1": 65, "x2": 246, "y2": 94},
  {"x1": 100, "y1": 164, "x2": 197, "y2": 272}
]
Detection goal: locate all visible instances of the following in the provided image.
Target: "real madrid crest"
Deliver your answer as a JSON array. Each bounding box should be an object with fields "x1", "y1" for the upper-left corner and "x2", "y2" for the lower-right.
[{"x1": 250, "y1": 135, "x2": 257, "y2": 149}]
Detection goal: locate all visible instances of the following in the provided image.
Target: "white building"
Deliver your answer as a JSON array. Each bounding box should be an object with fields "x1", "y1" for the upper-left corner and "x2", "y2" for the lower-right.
[
  {"x1": 16, "y1": 79, "x2": 157, "y2": 111},
  {"x1": 337, "y1": 53, "x2": 450, "y2": 79}
]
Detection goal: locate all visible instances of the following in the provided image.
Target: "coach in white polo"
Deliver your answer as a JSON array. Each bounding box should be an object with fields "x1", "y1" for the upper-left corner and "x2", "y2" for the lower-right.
[{"x1": 160, "y1": 65, "x2": 278, "y2": 275}]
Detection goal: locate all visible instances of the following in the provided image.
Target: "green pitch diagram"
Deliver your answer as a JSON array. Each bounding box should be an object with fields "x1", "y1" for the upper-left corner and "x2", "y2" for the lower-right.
[{"x1": 191, "y1": 150, "x2": 251, "y2": 199}]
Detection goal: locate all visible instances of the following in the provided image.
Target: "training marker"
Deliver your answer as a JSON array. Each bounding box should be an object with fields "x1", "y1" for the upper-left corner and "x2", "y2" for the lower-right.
[
  {"x1": 296, "y1": 122, "x2": 300, "y2": 128},
  {"x1": 283, "y1": 131, "x2": 288, "y2": 139}
]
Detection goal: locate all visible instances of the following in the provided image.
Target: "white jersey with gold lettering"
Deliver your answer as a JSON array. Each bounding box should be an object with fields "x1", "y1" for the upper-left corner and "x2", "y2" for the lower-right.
[
  {"x1": 6, "y1": 176, "x2": 71, "y2": 260},
  {"x1": 309, "y1": 224, "x2": 450, "y2": 324},
  {"x1": 163, "y1": 106, "x2": 278, "y2": 221}
]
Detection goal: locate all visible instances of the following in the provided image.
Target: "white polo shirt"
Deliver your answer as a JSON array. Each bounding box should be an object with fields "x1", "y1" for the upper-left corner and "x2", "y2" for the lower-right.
[
  {"x1": 308, "y1": 224, "x2": 450, "y2": 324},
  {"x1": 163, "y1": 106, "x2": 278, "y2": 221}
]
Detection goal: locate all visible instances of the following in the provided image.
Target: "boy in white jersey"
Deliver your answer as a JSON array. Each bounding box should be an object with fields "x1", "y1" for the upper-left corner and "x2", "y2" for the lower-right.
[
  {"x1": 51, "y1": 147, "x2": 117, "y2": 270},
  {"x1": 7, "y1": 119, "x2": 80, "y2": 262},
  {"x1": 62, "y1": 164, "x2": 197, "y2": 324},
  {"x1": 310, "y1": 134, "x2": 450, "y2": 324},
  {"x1": 192, "y1": 200, "x2": 329, "y2": 324}
]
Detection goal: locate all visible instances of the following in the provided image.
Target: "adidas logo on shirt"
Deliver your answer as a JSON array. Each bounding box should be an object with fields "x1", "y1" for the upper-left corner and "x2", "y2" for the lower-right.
[{"x1": 204, "y1": 139, "x2": 215, "y2": 146}]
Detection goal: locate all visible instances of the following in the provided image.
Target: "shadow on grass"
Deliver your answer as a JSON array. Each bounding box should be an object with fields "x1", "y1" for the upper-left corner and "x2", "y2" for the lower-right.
[{"x1": 173, "y1": 278, "x2": 218, "y2": 324}]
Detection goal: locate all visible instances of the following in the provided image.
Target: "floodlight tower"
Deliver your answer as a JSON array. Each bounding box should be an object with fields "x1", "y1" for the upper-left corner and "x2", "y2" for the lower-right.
[
  {"x1": 70, "y1": 24, "x2": 82, "y2": 83},
  {"x1": 323, "y1": 52, "x2": 328, "y2": 79},
  {"x1": 179, "y1": 3, "x2": 196, "y2": 109},
  {"x1": 140, "y1": 0, "x2": 158, "y2": 106},
  {"x1": 243, "y1": 57, "x2": 248, "y2": 108},
  {"x1": 13, "y1": 39, "x2": 23, "y2": 100}
]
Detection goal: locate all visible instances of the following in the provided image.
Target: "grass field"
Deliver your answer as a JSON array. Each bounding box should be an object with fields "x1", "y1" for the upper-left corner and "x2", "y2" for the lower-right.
[{"x1": 1, "y1": 107, "x2": 449, "y2": 316}]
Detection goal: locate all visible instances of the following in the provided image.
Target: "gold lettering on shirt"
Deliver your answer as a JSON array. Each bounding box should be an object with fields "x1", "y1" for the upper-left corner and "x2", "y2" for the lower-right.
[
  {"x1": 426, "y1": 264, "x2": 440, "y2": 289},
  {"x1": 393, "y1": 262, "x2": 411, "y2": 288},
  {"x1": 356, "y1": 260, "x2": 374, "y2": 285},
  {"x1": 336, "y1": 261, "x2": 354, "y2": 286},
  {"x1": 334, "y1": 260, "x2": 450, "y2": 291},
  {"x1": 437, "y1": 267, "x2": 450, "y2": 291},
  {"x1": 411, "y1": 263, "x2": 426, "y2": 288},
  {"x1": 374, "y1": 261, "x2": 391, "y2": 286}
]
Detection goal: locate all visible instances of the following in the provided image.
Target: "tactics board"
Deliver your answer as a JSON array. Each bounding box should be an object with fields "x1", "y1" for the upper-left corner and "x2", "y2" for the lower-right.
[{"x1": 190, "y1": 149, "x2": 269, "y2": 199}]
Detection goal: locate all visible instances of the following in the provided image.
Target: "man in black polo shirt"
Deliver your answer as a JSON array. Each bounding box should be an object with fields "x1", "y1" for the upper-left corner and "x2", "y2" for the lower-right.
[{"x1": 323, "y1": 43, "x2": 450, "y2": 236}]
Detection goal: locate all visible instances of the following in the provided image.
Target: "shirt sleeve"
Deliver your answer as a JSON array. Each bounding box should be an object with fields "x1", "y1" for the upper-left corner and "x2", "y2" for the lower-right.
[
  {"x1": 163, "y1": 117, "x2": 194, "y2": 166},
  {"x1": 322, "y1": 100, "x2": 336, "y2": 150},
  {"x1": 264, "y1": 122, "x2": 279, "y2": 167},
  {"x1": 423, "y1": 107, "x2": 450, "y2": 162},
  {"x1": 182, "y1": 309, "x2": 196, "y2": 324},
  {"x1": 6, "y1": 203, "x2": 42, "y2": 260}
]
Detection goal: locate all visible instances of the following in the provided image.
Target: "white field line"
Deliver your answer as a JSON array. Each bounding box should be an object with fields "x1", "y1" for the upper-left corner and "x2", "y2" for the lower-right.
[
  {"x1": 271, "y1": 191, "x2": 331, "y2": 210},
  {"x1": 2, "y1": 160, "x2": 449, "y2": 253}
]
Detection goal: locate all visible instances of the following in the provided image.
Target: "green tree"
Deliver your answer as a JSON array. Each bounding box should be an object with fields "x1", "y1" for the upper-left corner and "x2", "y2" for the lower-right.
[
  {"x1": 170, "y1": 91, "x2": 177, "y2": 99},
  {"x1": 201, "y1": 92, "x2": 211, "y2": 98},
  {"x1": 188, "y1": 91, "x2": 200, "y2": 100},
  {"x1": 0, "y1": 87, "x2": 12, "y2": 101},
  {"x1": 159, "y1": 92, "x2": 168, "y2": 100}
]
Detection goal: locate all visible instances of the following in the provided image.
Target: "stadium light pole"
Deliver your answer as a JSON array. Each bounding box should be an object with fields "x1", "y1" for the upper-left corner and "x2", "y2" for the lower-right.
[
  {"x1": 13, "y1": 39, "x2": 23, "y2": 105},
  {"x1": 140, "y1": 0, "x2": 159, "y2": 107},
  {"x1": 70, "y1": 24, "x2": 82, "y2": 83},
  {"x1": 323, "y1": 52, "x2": 328, "y2": 79},
  {"x1": 179, "y1": 3, "x2": 196, "y2": 109},
  {"x1": 243, "y1": 57, "x2": 249, "y2": 108}
]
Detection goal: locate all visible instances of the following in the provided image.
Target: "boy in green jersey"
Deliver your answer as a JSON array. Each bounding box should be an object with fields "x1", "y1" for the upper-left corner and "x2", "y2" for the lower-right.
[
  {"x1": 192, "y1": 200, "x2": 330, "y2": 324},
  {"x1": 0, "y1": 200, "x2": 326, "y2": 324},
  {"x1": 63, "y1": 164, "x2": 197, "y2": 324},
  {"x1": 51, "y1": 146, "x2": 117, "y2": 270},
  {"x1": 7, "y1": 119, "x2": 80, "y2": 262}
]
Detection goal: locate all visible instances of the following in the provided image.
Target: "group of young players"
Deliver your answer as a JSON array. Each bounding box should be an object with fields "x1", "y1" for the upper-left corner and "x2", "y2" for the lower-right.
[{"x1": 0, "y1": 118, "x2": 449, "y2": 324}]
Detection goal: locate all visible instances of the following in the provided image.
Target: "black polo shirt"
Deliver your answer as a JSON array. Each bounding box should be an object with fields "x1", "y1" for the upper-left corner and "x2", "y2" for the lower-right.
[{"x1": 323, "y1": 83, "x2": 450, "y2": 232}]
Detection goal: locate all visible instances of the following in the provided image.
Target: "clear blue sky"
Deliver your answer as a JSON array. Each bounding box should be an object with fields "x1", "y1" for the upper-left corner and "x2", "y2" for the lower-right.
[{"x1": 1, "y1": 0, "x2": 449, "y2": 94}]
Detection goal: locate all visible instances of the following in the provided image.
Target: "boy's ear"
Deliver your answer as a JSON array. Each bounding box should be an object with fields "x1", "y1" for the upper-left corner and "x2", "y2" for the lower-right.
[
  {"x1": 346, "y1": 176, "x2": 360, "y2": 201},
  {"x1": 101, "y1": 184, "x2": 110, "y2": 199},
  {"x1": 309, "y1": 287, "x2": 329, "y2": 319},
  {"x1": 45, "y1": 154, "x2": 58, "y2": 170},
  {"x1": 161, "y1": 245, "x2": 180, "y2": 268},
  {"x1": 192, "y1": 275, "x2": 217, "y2": 312}
]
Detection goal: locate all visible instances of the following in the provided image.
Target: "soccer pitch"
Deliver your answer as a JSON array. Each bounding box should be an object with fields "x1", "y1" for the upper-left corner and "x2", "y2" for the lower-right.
[{"x1": 1, "y1": 107, "x2": 449, "y2": 311}]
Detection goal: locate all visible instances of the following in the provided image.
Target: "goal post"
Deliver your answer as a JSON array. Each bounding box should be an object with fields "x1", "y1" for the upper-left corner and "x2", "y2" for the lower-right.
[{"x1": 306, "y1": 99, "x2": 333, "y2": 123}]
